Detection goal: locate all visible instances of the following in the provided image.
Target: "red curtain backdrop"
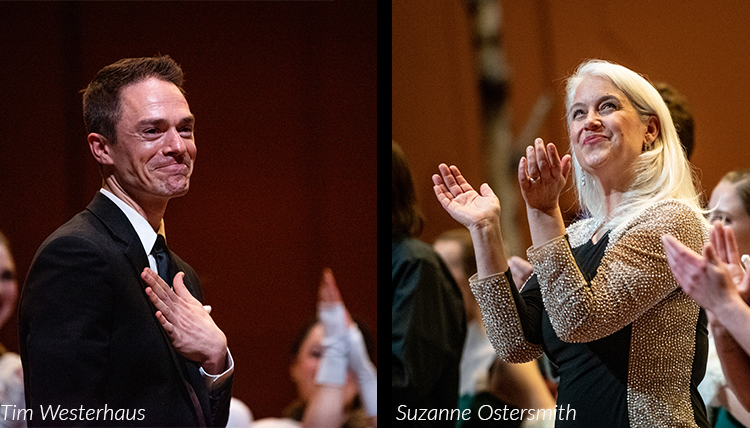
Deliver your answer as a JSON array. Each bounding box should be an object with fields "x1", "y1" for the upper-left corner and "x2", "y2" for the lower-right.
[{"x1": 0, "y1": 2, "x2": 376, "y2": 420}]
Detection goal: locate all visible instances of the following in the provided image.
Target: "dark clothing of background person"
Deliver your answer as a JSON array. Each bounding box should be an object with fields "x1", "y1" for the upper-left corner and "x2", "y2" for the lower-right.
[{"x1": 392, "y1": 237, "x2": 466, "y2": 427}]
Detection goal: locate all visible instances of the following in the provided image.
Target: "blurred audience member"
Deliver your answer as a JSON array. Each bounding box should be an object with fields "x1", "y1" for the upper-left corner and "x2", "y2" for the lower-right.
[
  {"x1": 653, "y1": 81, "x2": 695, "y2": 159},
  {"x1": 667, "y1": 170, "x2": 750, "y2": 427},
  {"x1": 255, "y1": 269, "x2": 376, "y2": 428},
  {"x1": 227, "y1": 398, "x2": 253, "y2": 428},
  {"x1": 664, "y1": 224, "x2": 750, "y2": 423},
  {"x1": 0, "y1": 232, "x2": 25, "y2": 428},
  {"x1": 392, "y1": 141, "x2": 466, "y2": 426}
]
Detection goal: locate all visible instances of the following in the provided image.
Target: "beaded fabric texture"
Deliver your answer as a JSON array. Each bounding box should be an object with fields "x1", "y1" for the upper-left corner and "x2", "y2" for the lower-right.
[
  {"x1": 470, "y1": 199, "x2": 707, "y2": 427},
  {"x1": 468, "y1": 272, "x2": 543, "y2": 363},
  {"x1": 528, "y1": 199, "x2": 708, "y2": 427}
]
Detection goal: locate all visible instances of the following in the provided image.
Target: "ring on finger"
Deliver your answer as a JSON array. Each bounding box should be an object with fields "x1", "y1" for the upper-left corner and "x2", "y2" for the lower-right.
[{"x1": 530, "y1": 176, "x2": 540, "y2": 183}]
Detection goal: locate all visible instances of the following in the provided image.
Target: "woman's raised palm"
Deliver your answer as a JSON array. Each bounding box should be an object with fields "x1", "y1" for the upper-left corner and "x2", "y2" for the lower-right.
[{"x1": 432, "y1": 163, "x2": 501, "y2": 230}]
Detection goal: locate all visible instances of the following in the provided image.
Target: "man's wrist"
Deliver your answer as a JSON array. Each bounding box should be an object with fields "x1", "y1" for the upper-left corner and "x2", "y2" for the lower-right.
[
  {"x1": 201, "y1": 345, "x2": 229, "y2": 375},
  {"x1": 200, "y1": 348, "x2": 234, "y2": 392}
]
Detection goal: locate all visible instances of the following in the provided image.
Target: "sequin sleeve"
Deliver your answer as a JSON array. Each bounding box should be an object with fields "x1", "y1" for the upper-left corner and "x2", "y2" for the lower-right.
[
  {"x1": 469, "y1": 271, "x2": 544, "y2": 363},
  {"x1": 527, "y1": 200, "x2": 707, "y2": 343}
]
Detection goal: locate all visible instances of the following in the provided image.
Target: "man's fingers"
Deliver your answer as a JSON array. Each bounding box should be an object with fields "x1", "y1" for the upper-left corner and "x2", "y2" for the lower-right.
[
  {"x1": 172, "y1": 272, "x2": 196, "y2": 302},
  {"x1": 145, "y1": 287, "x2": 171, "y2": 318},
  {"x1": 155, "y1": 311, "x2": 175, "y2": 334},
  {"x1": 143, "y1": 275, "x2": 174, "y2": 306},
  {"x1": 142, "y1": 268, "x2": 172, "y2": 296},
  {"x1": 450, "y1": 165, "x2": 475, "y2": 193},
  {"x1": 438, "y1": 163, "x2": 462, "y2": 196}
]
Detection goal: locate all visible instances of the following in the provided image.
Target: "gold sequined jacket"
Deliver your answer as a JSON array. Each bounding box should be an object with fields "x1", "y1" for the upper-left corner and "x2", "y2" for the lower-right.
[{"x1": 469, "y1": 199, "x2": 708, "y2": 427}]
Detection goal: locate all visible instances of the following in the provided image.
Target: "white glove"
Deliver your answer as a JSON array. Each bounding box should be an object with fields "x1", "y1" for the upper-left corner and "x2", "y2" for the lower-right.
[
  {"x1": 347, "y1": 325, "x2": 377, "y2": 417},
  {"x1": 315, "y1": 302, "x2": 348, "y2": 386}
]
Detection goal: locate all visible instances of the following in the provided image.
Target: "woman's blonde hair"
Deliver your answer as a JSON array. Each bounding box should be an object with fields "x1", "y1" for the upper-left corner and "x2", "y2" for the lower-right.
[{"x1": 564, "y1": 59, "x2": 701, "y2": 230}]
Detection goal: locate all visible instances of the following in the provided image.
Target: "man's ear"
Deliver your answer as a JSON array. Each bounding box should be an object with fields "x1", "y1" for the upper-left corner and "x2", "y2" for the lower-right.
[{"x1": 88, "y1": 133, "x2": 113, "y2": 165}]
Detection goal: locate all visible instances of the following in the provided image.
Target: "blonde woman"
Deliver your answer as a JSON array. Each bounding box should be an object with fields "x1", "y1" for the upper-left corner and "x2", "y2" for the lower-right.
[{"x1": 433, "y1": 60, "x2": 709, "y2": 427}]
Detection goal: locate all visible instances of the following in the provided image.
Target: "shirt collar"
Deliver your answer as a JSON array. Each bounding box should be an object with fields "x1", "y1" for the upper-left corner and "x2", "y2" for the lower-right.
[{"x1": 99, "y1": 188, "x2": 164, "y2": 255}]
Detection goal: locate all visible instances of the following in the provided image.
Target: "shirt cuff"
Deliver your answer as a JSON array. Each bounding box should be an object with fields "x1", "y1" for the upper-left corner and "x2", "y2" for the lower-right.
[{"x1": 200, "y1": 348, "x2": 234, "y2": 392}]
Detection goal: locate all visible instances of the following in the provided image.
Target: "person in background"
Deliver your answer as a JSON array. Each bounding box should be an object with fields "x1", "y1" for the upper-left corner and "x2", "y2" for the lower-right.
[
  {"x1": 254, "y1": 269, "x2": 376, "y2": 428},
  {"x1": 654, "y1": 81, "x2": 747, "y2": 427},
  {"x1": 0, "y1": 232, "x2": 25, "y2": 428},
  {"x1": 433, "y1": 229, "x2": 555, "y2": 428},
  {"x1": 709, "y1": 171, "x2": 750, "y2": 252},
  {"x1": 665, "y1": 224, "x2": 750, "y2": 421},
  {"x1": 227, "y1": 398, "x2": 253, "y2": 428},
  {"x1": 666, "y1": 170, "x2": 750, "y2": 427},
  {"x1": 433, "y1": 59, "x2": 709, "y2": 426},
  {"x1": 653, "y1": 81, "x2": 695, "y2": 159},
  {"x1": 392, "y1": 140, "x2": 466, "y2": 426}
]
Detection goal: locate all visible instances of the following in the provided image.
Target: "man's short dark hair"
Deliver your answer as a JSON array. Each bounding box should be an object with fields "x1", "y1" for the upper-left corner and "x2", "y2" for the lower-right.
[{"x1": 82, "y1": 55, "x2": 185, "y2": 144}]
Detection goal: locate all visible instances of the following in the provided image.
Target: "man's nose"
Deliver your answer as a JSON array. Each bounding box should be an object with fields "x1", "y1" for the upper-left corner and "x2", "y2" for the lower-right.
[{"x1": 164, "y1": 128, "x2": 187, "y2": 155}]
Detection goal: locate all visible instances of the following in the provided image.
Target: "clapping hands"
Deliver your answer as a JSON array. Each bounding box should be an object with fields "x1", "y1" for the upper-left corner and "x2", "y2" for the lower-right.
[{"x1": 663, "y1": 222, "x2": 750, "y2": 313}]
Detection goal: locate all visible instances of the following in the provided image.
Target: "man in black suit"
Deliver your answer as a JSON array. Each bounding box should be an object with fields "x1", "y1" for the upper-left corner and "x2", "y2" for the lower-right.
[{"x1": 19, "y1": 56, "x2": 233, "y2": 427}]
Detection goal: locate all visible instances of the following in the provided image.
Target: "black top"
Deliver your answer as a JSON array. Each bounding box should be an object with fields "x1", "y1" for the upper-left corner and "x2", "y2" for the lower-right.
[{"x1": 392, "y1": 237, "x2": 466, "y2": 427}]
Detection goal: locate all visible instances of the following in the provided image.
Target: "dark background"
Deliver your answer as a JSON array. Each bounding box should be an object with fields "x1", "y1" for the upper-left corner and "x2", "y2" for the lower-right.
[{"x1": 0, "y1": 1, "x2": 376, "y2": 420}]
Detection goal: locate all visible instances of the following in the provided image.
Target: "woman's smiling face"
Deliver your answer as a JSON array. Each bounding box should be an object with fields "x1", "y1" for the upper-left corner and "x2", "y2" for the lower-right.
[{"x1": 568, "y1": 75, "x2": 655, "y2": 188}]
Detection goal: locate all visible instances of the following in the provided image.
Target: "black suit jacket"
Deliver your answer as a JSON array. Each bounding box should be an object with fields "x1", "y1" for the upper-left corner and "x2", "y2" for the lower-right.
[{"x1": 19, "y1": 192, "x2": 232, "y2": 427}]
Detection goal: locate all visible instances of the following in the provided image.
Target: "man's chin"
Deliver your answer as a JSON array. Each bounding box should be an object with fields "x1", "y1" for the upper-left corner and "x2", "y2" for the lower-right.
[
  {"x1": 166, "y1": 187, "x2": 190, "y2": 198},
  {"x1": 162, "y1": 178, "x2": 191, "y2": 197}
]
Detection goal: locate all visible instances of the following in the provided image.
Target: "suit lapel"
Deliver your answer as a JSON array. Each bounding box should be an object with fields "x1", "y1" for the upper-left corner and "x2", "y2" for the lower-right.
[
  {"x1": 86, "y1": 192, "x2": 207, "y2": 426},
  {"x1": 86, "y1": 193, "x2": 152, "y2": 280}
]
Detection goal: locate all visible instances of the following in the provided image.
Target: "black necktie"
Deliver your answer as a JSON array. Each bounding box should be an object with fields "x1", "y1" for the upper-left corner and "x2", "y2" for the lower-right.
[
  {"x1": 151, "y1": 234, "x2": 171, "y2": 286},
  {"x1": 151, "y1": 235, "x2": 205, "y2": 425}
]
